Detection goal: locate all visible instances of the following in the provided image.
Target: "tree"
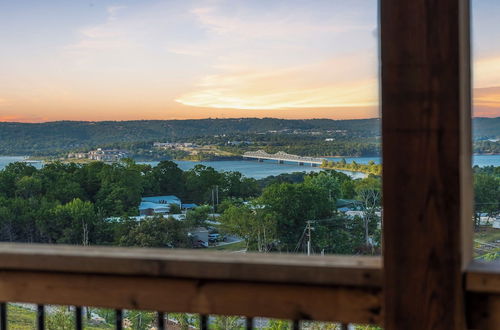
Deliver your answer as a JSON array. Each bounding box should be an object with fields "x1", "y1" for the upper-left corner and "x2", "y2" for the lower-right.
[
  {"x1": 184, "y1": 165, "x2": 223, "y2": 203},
  {"x1": 118, "y1": 216, "x2": 190, "y2": 248},
  {"x1": 266, "y1": 319, "x2": 292, "y2": 330},
  {"x1": 46, "y1": 307, "x2": 75, "y2": 330},
  {"x1": 169, "y1": 203, "x2": 182, "y2": 214},
  {"x1": 219, "y1": 204, "x2": 277, "y2": 252},
  {"x1": 222, "y1": 171, "x2": 260, "y2": 199},
  {"x1": 212, "y1": 316, "x2": 244, "y2": 330},
  {"x1": 126, "y1": 310, "x2": 155, "y2": 330},
  {"x1": 474, "y1": 173, "x2": 500, "y2": 228},
  {"x1": 355, "y1": 176, "x2": 381, "y2": 246},
  {"x1": 50, "y1": 198, "x2": 98, "y2": 245},
  {"x1": 303, "y1": 171, "x2": 342, "y2": 205},
  {"x1": 257, "y1": 182, "x2": 332, "y2": 251},
  {"x1": 15, "y1": 176, "x2": 42, "y2": 199},
  {"x1": 185, "y1": 205, "x2": 212, "y2": 227},
  {"x1": 150, "y1": 160, "x2": 185, "y2": 196}
]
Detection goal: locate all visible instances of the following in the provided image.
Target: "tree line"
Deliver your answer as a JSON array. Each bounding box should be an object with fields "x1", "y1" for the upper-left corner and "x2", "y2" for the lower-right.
[
  {"x1": 0, "y1": 160, "x2": 259, "y2": 246},
  {"x1": 1, "y1": 159, "x2": 496, "y2": 256}
]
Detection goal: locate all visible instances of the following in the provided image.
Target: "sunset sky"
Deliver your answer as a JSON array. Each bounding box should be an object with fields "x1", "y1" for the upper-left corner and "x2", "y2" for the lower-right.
[{"x1": 1, "y1": 0, "x2": 499, "y2": 122}]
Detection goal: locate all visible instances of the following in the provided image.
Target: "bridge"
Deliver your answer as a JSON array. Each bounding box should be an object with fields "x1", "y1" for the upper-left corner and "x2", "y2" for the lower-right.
[{"x1": 242, "y1": 150, "x2": 327, "y2": 166}]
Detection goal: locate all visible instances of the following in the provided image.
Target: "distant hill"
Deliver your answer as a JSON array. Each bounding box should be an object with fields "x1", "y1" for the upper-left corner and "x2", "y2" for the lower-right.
[
  {"x1": 472, "y1": 117, "x2": 500, "y2": 139},
  {"x1": 0, "y1": 117, "x2": 497, "y2": 155},
  {"x1": 0, "y1": 118, "x2": 380, "y2": 155}
]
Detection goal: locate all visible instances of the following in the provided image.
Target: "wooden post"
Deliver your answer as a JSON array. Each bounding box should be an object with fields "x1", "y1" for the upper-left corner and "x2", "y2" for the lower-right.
[{"x1": 381, "y1": 0, "x2": 472, "y2": 329}]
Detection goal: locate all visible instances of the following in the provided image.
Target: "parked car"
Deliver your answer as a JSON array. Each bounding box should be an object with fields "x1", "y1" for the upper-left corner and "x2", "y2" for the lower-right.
[
  {"x1": 208, "y1": 233, "x2": 220, "y2": 241},
  {"x1": 193, "y1": 240, "x2": 208, "y2": 248}
]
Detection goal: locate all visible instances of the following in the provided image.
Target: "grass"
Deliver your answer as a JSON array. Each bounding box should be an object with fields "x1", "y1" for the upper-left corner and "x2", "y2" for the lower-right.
[
  {"x1": 6, "y1": 305, "x2": 112, "y2": 329},
  {"x1": 208, "y1": 240, "x2": 247, "y2": 251},
  {"x1": 7, "y1": 305, "x2": 36, "y2": 330},
  {"x1": 474, "y1": 227, "x2": 500, "y2": 244}
]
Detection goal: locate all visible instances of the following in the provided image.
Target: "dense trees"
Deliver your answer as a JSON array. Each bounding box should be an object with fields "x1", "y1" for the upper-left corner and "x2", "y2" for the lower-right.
[
  {"x1": 218, "y1": 170, "x2": 384, "y2": 254},
  {"x1": 0, "y1": 160, "x2": 260, "y2": 246},
  {"x1": 0, "y1": 158, "x2": 496, "y2": 256},
  {"x1": 0, "y1": 118, "x2": 382, "y2": 155},
  {"x1": 117, "y1": 216, "x2": 190, "y2": 248},
  {"x1": 321, "y1": 159, "x2": 382, "y2": 176},
  {"x1": 473, "y1": 166, "x2": 500, "y2": 228}
]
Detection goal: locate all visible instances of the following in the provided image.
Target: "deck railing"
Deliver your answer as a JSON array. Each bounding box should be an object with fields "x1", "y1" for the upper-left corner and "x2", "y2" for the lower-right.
[{"x1": 0, "y1": 243, "x2": 498, "y2": 329}]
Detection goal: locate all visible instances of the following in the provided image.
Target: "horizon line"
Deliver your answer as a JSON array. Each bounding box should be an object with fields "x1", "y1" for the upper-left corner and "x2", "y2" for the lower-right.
[{"x1": 1, "y1": 116, "x2": 499, "y2": 124}]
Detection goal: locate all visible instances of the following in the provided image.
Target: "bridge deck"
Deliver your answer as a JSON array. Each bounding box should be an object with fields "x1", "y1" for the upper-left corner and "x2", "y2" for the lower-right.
[{"x1": 243, "y1": 150, "x2": 326, "y2": 164}]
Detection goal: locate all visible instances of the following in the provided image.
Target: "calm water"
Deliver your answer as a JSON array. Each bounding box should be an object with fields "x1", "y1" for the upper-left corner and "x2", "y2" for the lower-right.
[
  {"x1": 0, "y1": 155, "x2": 499, "y2": 180},
  {"x1": 0, "y1": 156, "x2": 43, "y2": 169},
  {"x1": 327, "y1": 155, "x2": 500, "y2": 167},
  {"x1": 165, "y1": 160, "x2": 367, "y2": 179}
]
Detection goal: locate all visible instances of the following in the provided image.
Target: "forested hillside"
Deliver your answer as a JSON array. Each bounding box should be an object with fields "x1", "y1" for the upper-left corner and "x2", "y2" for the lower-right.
[
  {"x1": 473, "y1": 117, "x2": 500, "y2": 139},
  {"x1": 0, "y1": 118, "x2": 380, "y2": 155},
  {"x1": 0, "y1": 117, "x2": 497, "y2": 155}
]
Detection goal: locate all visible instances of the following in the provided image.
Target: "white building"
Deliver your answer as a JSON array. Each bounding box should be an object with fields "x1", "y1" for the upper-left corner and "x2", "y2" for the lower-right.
[
  {"x1": 139, "y1": 195, "x2": 182, "y2": 216},
  {"x1": 493, "y1": 216, "x2": 500, "y2": 229},
  {"x1": 153, "y1": 142, "x2": 194, "y2": 149},
  {"x1": 88, "y1": 148, "x2": 128, "y2": 162}
]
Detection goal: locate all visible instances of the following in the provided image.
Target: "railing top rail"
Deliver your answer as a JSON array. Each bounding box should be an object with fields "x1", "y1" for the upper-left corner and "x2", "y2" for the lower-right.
[
  {"x1": 0, "y1": 243, "x2": 381, "y2": 287},
  {"x1": 466, "y1": 260, "x2": 500, "y2": 294}
]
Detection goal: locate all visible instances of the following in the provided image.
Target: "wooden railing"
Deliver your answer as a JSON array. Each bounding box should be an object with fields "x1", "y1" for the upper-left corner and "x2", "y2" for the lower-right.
[{"x1": 0, "y1": 243, "x2": 498, "y2": 329}]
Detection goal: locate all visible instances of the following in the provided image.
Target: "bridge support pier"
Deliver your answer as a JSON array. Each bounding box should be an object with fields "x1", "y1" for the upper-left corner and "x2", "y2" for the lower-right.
[
  {"x1": 278, "y1": 160, "x2": 284, "y2": 164},
  {"x1": 299, "y1": 162, "x2": 304, "y2": 166}
]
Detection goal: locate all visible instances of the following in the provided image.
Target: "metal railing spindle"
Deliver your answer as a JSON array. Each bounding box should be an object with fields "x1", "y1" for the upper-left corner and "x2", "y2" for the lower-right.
[
  {"x1": 0, "y1": 303, "x2": 6, "y2": 330},
  {"x1": 157, "y1": 312, "x2": 165, "y2": 330},
  {"x1": 245, "y1": 317, "x2": 253, "y2": 330},
  {"x1": 200, "y1": 314, "x2": 208, "y2": 330},
  {"x1": 115, "y1": 309, "x2": 123, "y2": 330},
  {"x1": 75, "y1": 306, "x2": 83, "y2": 330},
  {"x1": 37, "y1": 305, "x2": 45, "y2": 330}
]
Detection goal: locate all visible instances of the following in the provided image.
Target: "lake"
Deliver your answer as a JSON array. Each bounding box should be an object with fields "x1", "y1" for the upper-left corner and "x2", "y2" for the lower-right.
[
  {"x1": 0, "y1": 155, "x2": 499, "y2": 180},
  {"x1": 326, "y1": 155, "x2": 500, "y2": 167}
]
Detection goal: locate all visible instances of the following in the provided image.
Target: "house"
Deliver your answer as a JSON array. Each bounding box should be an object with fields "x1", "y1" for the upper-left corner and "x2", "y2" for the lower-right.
[
  {"x1": 478, "y1": 213, "x2": 496, "y2": 225},
  {"x1": 336, "y1": 199, "x2": 363, "y2": 211},
  {"x1": 139, "y1": 195, "x2": 182, "y2": 215},
  {"x1": 182, "y1": 203, "x2": 198, "y2": 210},
  {"x1": 493, "y1": 216, "x2": 500, "y2": 229},
  {"x1": 139, "y1": 202, "x2": 169, "y2": 216},
  {"x1": 153, "y1": 142, "x2": 194, "y2": 149},
  {"x1": 67, "y1": 152, "x2": 88, "y2": 159},
  {"x1": 142, "y1": 195, "x2": 181, "y2": 207},
  {"x1": 87, "y1": 148, "x2": 128, "y2": 162}
]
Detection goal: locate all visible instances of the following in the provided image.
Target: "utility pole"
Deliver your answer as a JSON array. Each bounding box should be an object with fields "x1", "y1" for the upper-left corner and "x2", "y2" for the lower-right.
[
  {"x1": 306, "y1": 220, "x2": 312, "y2": 256},
  {"x1": 216, "y1": 185, "x2": 219, "y2": 205},
  {"x1": 212, "y1": 188, "x2": 215, "y2": 213}
]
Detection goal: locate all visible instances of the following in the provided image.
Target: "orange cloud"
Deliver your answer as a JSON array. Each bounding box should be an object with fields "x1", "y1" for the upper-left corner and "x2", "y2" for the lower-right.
[
  {"x1": 0, "y1": 115, "x2": 47, "y2": 123},
  {"x1": 176, "y1": 55, "x2": 378, "y2": 110},
  {"x1": 475, "y1": 86, "x2": 500, "y2": 107},
  {"x1": 475, "y1": 56, "x2": 500, "y2": 89},
  {"x1": 474, "y1": 86, "x2": 500, "y2": 117}
]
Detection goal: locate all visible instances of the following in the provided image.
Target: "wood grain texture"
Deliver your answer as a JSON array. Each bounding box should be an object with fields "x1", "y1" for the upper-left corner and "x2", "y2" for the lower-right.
[
  {"x1": 466, "y1": 261, "x2": 500, "y2": 294},
  {"x1": 0, "y1": 270, "x2": 382, "y2": 324},
  {"x1": 381, "y1": 0, "x2": 472, "y2": 329},
  {"x1": 466, "y1": 292, "x2": 500, "y2": 330},
  {"x1": 0, "y1": 243, "x2": 381, "y2": 287}
]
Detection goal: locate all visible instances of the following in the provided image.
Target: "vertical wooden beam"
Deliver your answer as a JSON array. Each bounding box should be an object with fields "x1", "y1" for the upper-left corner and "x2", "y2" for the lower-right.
[{"x1": 381, "y1": 0, "x2": 472, "y2": 329}]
